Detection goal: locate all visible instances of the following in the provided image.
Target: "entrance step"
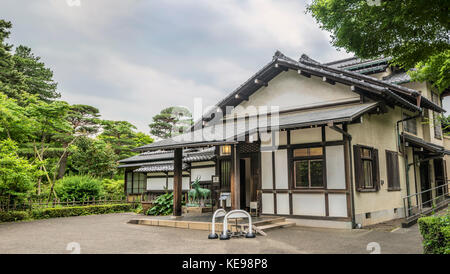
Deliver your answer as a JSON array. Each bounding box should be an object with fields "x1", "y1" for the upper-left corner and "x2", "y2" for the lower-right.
[
  {"x1": 256, "y1": 221, "x2": 296, "y2": 231},
  {"x1": 239, "y1": 217, "x2": 295, "y2": 236}
]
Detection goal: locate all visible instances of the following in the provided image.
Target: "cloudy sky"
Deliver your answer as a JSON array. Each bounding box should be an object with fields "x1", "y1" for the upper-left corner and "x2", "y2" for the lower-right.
[{"x1": 1, "y1": 0, "x2": 358, "y2": 133}]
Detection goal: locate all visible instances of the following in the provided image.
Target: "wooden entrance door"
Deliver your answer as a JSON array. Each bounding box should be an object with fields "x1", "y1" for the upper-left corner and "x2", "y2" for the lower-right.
[{"x1": 420, "y1": 161, "x2": 432, "y2": 207}]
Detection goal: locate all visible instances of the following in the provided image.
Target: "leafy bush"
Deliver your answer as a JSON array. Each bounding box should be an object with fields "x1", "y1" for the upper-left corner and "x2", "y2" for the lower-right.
[
  {"x1": 146, "y1": 192, "x2": 173, "y2": 216},
  {"x1": 0, "y1": 210, "x2": 29, "y2": 223},
  {"x1": 0, "y1": 139, "x2": 40, "y2": 205},
  {"x1": 418, "y1": 212, "x2": 450, "y2": 254},
  {"x1": 31, "y1": 204, "x2": 132, "y2": 219},
  {"x1": 101, "y1": 178, "x2": 125, "y2": 199},
  {"x1": 55, "y1": 175, "x2": 104, "y2": 201}
]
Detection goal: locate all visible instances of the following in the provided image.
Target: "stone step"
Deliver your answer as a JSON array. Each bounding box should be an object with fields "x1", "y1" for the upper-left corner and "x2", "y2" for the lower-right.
[
  {"x1": 255, "y1": 221, "x2": 296, "y2": 231},
  {"x1": 242, "y1": 217, "x2": 286, "y2": 227}
]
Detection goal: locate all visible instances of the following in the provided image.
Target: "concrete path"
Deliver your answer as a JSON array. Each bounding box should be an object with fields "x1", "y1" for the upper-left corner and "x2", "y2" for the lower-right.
[{"x1": 0, "y1": 213, "x2": 423, "y2": 254}]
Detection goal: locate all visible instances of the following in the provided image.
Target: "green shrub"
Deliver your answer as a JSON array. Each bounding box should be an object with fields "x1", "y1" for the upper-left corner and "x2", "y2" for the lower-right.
[
  {"x1": 146, "y1": 192, "x2": 173, "y2": 216},
  {"x1": 418, "y1": 213, "x2": 450, "y2": 254},
  {"x1": 31, "y1": 204, "x2": 132, "y2": 219},
  {"x1": 0, "y1": 211, "x2": 29, "y2": 223},
  {"x1": 55, "y1": 175, "x2": 104, "y2": 201},
  {"x1": 101, "y1": 178, "x2": 125, "y2": 199}
]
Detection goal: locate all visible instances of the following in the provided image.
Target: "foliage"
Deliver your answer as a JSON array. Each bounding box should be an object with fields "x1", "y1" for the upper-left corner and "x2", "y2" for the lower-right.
[
  {"x1": 149, "y1": 106, "x2": 193, "y2": 139},
  {"x1": 307, "y1": 0, "x2": 450, "y2": 92},
  {"x1": 99, "y1": 120, "x2": 142, "y2": 159},
  {"x1": 30, "y1": 204, "x2": 133, "y2": 219},
  {"x1": 0, "y1": 93, "x2": 33, "y2": 140},
  {"x1": 12, "y1": 45, "x2": 60, "y2": 101},
  {"x1": 134, "y1": 132, "x2": 154, "y2": 148},
  {"x1": 0, "y1": 20, "x2": 26, "y2": 100},
  {"x1": 418, "y1": 212, "x2": 450, "y2": 254},
  {"x1": 0, "y1": 139, "x2": 40, "y2": 205},
  {"x1": 146, "y1": 192, "x2": 173, "y2": 216},
  {"x1": 101, "y1": 178, "x2": 125, "y2": 199},
  {"x1": 55, "y1": 175, "x2": 104, "y2": 201},
  {"x1": 134, "y1": 203, "x2": 143, "y2": 214},
  {"x1": 0, "y1": 210, "x2": 29, "y2": 223},
  {"x1": 408, "y1": 50, "x2": 450, "y2": 93},
  {"x1": 69, "y1": 137, "x2": 118, "y2": 178}
]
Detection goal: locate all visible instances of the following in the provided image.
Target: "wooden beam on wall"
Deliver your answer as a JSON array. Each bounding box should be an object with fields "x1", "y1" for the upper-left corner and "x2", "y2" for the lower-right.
[
  {"x1": 322, "y1": 77, "x2": 336, "y2": 85},
  {"x1": 230, "y1": 144, "x2": 237, "y2": 209},
  {"x1": 173, "y1": 148, "x2": 183, "y2": 216},
  {"x1": 254, "y1": 78, "x2": 268, "y2": 87},
  {"x1": 297, "y1": 69, "x2": 311, "y2": 78}
]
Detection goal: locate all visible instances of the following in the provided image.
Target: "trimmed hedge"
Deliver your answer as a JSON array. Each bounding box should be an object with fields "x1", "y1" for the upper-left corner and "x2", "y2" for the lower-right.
[
  {"x1": 418, "y1": 214, "x2": 450, "y2": 254},
  {"x1": 0, "y1": 211, "x2": 29, "y2": 222},
  {"x1": 0, "y1": 204, "x2": 133, "y2": 223}
]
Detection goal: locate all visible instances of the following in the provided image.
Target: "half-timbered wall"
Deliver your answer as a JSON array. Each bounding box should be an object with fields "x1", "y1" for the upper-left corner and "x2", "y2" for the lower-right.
[
  {"x1": 190, "y1": 161, "x2": 216, "y2": 183},
  {"x1": 259, "y1": 127, "x2": 350, "y2": 223},
  {"x1": 147, "y1": 171, "x2": 190, "y2": 191}
]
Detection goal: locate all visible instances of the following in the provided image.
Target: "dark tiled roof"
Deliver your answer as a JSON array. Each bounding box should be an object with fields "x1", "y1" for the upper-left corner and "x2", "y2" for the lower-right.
[
  {"x1": 132, "y1": 51, "x2": 444, "y2": 153},
  {"x1": 184, "y1": 147, "x2": 216, "y2": 162},
  {"x1": 118, "y1": 151, "x2": 174, "y2": 163},
  {"x1": 134, "y1": 103, "x2": 379, "y2": 151},
  {"x1": 119, "y1": 147, "x2": 216, "y2": 170},
  {"x1": 383, "y1": 72, "x2": 411, "y2": 85},
  {"x1": 401, "y1": 133, "x2": 449, "y2": 154},
  {"x1": 325, "y1": 56, "x2": 391, "y2": 72},
  {"x1": 133, "y1": 162, "x2": 189, "y2": 173}
]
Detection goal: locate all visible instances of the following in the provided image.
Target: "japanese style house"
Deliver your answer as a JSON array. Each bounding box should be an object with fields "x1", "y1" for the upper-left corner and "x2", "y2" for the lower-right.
[{"x1": 119, "y1": 51, "x2": 450, "y2": 228}]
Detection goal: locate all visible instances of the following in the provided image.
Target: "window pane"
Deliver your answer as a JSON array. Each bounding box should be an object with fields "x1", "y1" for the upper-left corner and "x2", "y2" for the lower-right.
[
  {"x1": 220, "y1": 160, "x2": 231, "y2": 188},
  {"x1": 126, "y1": 173, "x2": 132, "y2": 194},
  {"x1": 361, "y1": 148, "x2": 371, "y2": 158},
  {"x1": 295, "y1": 161, "x2": 309, "y2": 187},
  {"x1": 293, "y1": 148, "x2": 308, "y2": 157},
  {"x1": 363, "y1": 160, "x2": 373, "y2": 188},
  {"x1": 310, "y1": 160, "x2": 324, "y2": 187},
  {"x1": 309, "y1": 147, "x2": 323, "y2": 156}
]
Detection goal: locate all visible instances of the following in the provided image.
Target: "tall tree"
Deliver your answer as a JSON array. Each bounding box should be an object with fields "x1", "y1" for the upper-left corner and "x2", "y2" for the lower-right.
[
  {"x1": 307, "y1": 0, "x2": 450, "y2": 92},
  {"x1": 0, "y1": 20, "x2": 25, "y2": 100},
  {"x1": 149, "y1": 106, "x2": 193, "y2": 139},
  {"x1": 70, "y1": 137, "x2": 118, "y2": 178},
  {"x1": 56, "y1": 104, "x2": 101, "y2": 179},
  {"x1": 98, "y1": 120, "x2": 139, "y2": 159},
  {"x1": 26, "y1": 99, "x2": 71, "y2": 195},
  {"x1": 12, "y1": 45, "x2": 60, "y2": 101}
]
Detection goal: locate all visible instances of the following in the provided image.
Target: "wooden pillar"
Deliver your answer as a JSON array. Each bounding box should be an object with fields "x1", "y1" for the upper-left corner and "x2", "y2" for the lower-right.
[
  {"x1": 173, "y1": 148, "x2": 183, "y2": 216},
  {"x1": 343, "y1": 124, "x2": 354, "y2": 223},
  {"x1": 230, "y1": 144, "x2": 240, "y2": 209}
]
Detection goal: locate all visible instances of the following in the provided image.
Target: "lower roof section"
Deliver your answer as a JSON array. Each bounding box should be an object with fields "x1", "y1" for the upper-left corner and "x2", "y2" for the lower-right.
[
  {"x1": 135, "y1": 102, "x2": 378, "y2": 152},
  {"x1": 401, "y1": 133, "x2": 450, "y2": 155}
]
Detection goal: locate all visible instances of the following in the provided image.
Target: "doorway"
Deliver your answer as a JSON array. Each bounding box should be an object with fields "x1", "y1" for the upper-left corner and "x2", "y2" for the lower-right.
[
  {"x1": 239, "y1": 158, "x2": 250, "y2": 210},
  {"x1": 238, "y1": 154, "x2": 259, "y2": 211},
  {"x1": 433, "y1": 158, "x2": 446, "y2": 198},
  {"x1": 420, "y1": 161, "x2": 432, "y2": 207}
]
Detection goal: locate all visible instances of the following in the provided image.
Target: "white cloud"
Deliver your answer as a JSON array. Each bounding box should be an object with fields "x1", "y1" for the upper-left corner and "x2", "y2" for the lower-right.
[
  {"x1": 61, "y1": 51, "x2": 224, "y2": 132},
  {"x1": 3, "y1": 0, "x2": 356, "y2": 134}
]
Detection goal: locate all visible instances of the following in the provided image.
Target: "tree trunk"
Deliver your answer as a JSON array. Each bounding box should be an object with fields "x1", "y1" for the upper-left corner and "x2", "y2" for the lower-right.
[{"x1": 56, "y1": 150, "x2": 69, "y2": 180}]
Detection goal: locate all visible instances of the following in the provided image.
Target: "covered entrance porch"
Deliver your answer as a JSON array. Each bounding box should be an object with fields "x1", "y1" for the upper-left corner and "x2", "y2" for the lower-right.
[{"x1": 400, "y1": 133, "x2": 450, "y2": 224}]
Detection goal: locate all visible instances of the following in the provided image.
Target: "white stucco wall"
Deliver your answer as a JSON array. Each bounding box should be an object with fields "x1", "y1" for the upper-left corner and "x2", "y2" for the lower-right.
[{"x1": 230, "y1": 70, "x2": 359, "y2": 116}]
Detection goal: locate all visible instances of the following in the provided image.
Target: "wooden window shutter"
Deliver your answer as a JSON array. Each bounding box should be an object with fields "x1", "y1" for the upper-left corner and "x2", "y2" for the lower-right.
[
  {"x1": 386, "y1": 150, "x2": 400, "y2": 190},
  {"x1": 353, "y1": 145, "x2": 363, "y2": 191},
  {"x1": 373, "y1": 148, "x2": 380, "y2": 190}
]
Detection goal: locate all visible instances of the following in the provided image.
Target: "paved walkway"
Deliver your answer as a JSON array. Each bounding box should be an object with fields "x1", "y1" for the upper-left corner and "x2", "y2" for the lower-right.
[{"x1": 0, "y1": 213, "x2": 423, "y2": 254}]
